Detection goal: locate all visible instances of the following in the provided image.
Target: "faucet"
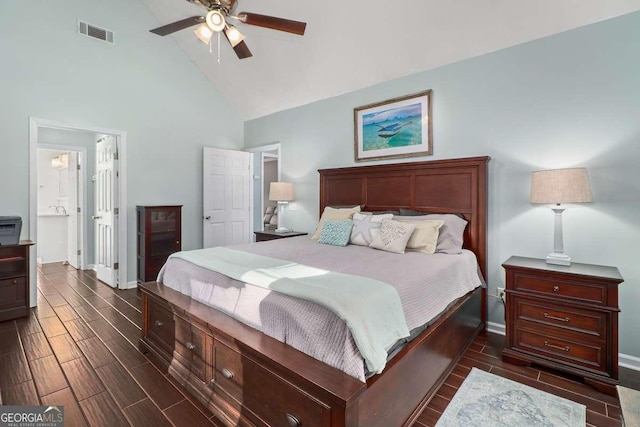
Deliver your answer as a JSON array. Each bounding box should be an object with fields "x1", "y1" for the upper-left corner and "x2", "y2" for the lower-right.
[{"x1": 49, "y1": 205, "x2": 67, "y2": 215}]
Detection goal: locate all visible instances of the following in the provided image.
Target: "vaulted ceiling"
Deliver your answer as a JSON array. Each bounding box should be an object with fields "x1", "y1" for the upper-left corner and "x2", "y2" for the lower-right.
[{"x1": 141, "y1": 0, "x2": 640, "y2": 120}]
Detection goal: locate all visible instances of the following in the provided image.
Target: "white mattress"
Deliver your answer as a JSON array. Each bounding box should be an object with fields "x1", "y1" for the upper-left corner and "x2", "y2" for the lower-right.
[{"x1": 159, "y1": 236, "x2": 483, "y2": 381}]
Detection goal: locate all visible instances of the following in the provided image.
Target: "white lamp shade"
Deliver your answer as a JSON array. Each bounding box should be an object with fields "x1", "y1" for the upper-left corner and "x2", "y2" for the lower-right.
[
  {"x1": 269, "y1": 182, "x2": 295, "y2": 202},
  {"x1": 194, "y1": 24, "x2": 213, "y2": 44},
  {"x1": 224, "y1": 25, "x2": 244, "y2": 47},
  {"x1": 530, "y1": 168, "x2": 593, "y2": 204}
]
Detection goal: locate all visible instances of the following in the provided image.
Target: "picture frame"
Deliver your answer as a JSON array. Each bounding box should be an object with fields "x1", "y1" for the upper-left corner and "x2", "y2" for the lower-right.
[{"x1": 354, "y1": 90, "x2": 432, "y2": 162}]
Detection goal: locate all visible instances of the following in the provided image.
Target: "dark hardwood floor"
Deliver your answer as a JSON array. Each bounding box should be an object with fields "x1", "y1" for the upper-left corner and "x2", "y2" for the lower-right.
[
  {"x1": 0, "y1": 262, "x2": 224, "y2": 427},
  {"x1": 0, "y1": 262, "x2": 638, "y2": 426}
]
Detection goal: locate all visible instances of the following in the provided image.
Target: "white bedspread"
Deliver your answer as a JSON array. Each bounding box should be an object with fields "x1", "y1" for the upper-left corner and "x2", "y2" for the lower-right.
[{"x1": 159, "y1": 236, "x2": 482, "y2": 381}]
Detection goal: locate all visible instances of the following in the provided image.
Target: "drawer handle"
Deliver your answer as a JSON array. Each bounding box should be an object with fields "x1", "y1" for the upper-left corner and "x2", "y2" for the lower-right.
[
  {"x1": 286, "y1": 414, "x2": 300, "y2": 427},
  {"x1": 222, "y1": 368, "x2": 234, "y2": 379},
  {"x1": 186, "y1": 342, "x2": 196, "y2": 350},
  {"x1": 154, "y1": 320, "x2": 163, "y2": 327},
  {"x1": 552, "y1": 286, "x2": 560, "y2": 292},
  {"x1": 544, "y1": 340, "x2": 570, "y2": 352},
  {"x1": 543, "y1": 313, "x2": 570, "y2": 322}
]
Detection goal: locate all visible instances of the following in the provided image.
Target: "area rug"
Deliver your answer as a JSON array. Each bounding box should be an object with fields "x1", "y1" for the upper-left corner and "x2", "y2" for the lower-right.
[
  {"x1": 617, "y1": 385, "x2": 640, "y2": 426},
  {"x1": 435, "y1": 368, "x2": 586, "y2": 426}
]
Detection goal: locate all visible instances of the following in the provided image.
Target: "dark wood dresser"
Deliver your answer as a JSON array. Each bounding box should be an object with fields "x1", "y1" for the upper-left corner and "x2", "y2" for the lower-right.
[
  {"x1": 254, "y1": 230, "x2": 308, "y2": 242},
  {"x1": 0, "y1": 241, "x2": 34, "y2": 321},
  {"x1": 137, "y1": 206, "x2": 182, "y2": 283},
  {"x1": 502, "y1": 256, "x2": 623, "y2": 395}
]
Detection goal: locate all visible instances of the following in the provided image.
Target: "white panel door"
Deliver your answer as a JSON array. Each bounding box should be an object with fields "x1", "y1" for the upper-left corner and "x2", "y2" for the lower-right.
[
  {"x1": 95, "y1": 136, "x2": 118, "y2": 287},
  {"x1": 203, "y1": 147, "x2": 252, "y2": 248},
  {"x1": 67, "y1": 151, "x2": 80, "y2": 269}
]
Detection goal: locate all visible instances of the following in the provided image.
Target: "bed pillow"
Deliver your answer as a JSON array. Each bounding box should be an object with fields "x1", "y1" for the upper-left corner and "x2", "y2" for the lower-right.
[
  {"x1": 395, "y1": 219, "x2": 444, "y2": 254},
  {"x1": 361, "y1": 210, "x2": 401, "y2": 216},
  {"x1": 369, "y1": 220, "x2": 416, "y2": 254},
  {"x1": 394, "y1": 214, "x2": 468, "y2": 254},
  {"x1": 318, "y1": 219, "x2": 353, "y2": 246},
  {"x1": 350, "y1": 213, "x2": 393, "y2": 246},
  {"x1": 399, "y1": 208, "x2": 465, "y2": 219},
  {"x1": 311, "y1": 206, "x2": 361, "y2": 240}
]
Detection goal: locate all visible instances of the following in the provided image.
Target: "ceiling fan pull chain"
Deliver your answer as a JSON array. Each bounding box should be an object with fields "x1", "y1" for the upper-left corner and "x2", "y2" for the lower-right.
[
  {"x1": 209, "y1": 37, "x2": 212, "y2": 54},
  {"x1": 217, "y1": 31, "x2": 221, "y2": 64}
]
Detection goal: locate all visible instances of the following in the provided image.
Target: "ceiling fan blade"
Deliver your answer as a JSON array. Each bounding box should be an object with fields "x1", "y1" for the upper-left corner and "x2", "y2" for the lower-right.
[
  {"x1": 239, "y1": 12, "x2": 306, "y2": 36},
  {"x1": 223, "y1": 31, "x2": 253, "y2": 59},
  {"x1": 150, "y1": 16, "x2": 205, "y2": 36},
  {"x1": 232, "y1": 41, "x2": 253, "y2": 59}
]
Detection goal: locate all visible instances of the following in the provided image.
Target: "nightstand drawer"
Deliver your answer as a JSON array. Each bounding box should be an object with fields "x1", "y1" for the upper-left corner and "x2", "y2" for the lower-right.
[
  {"x1": 515, "y1": 328, "x2": 606, "y2": 373},
  {"x1": 515, "y1": 297, "x2": 607, "y2": 337},
  {"x1": 513, "y1": 273, "x2": 606, "y2": 305},
  {"x1": 0, "y1": 256, "x2": 26, "y2": 280},
  {"x1": 0, "y1": 277, "x2": 26, "y2": 310}
]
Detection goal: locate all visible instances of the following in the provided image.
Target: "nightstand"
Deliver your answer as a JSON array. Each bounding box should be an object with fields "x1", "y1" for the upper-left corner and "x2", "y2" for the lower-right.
[
  {"x1": 254, "y1": 230, "x2": 308, "y2": 242},
  {"x1": 501, "y1": 256, "x2": 623, "y2": 396},
  {"x1": 0, "y1": 241, "x2": 34, "y2": 321}
]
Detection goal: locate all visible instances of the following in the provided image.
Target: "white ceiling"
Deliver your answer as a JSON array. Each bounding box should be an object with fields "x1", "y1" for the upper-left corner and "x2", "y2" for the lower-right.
[{"x1": 141, "y1": 0, "x2": 640, "y2": 120}]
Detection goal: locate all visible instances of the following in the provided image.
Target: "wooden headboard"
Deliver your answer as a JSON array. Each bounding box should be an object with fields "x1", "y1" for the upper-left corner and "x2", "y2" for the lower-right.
[{"x1": 319, "y1": 156, "x2": 490, "y2": 280}]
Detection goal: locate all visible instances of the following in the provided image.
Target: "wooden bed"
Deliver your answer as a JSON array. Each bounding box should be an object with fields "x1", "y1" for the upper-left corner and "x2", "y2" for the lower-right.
[{"x1": 139, "y1": 155, "x2": 490, "y2": 427}]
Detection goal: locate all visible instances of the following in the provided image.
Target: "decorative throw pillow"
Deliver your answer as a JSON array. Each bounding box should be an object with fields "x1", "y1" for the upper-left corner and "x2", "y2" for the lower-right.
[
  {"x1": 394, "y1": 214, "x2": 468, "y2": 254},
  {"x1": 350, "y1": 213, "x2": 394, "y2": 246},
  {"x1": 311, "y1": 206, "x2": 361, "y2": 240},
  {"x1": 394, "y1": 219, "x2": 444, "y2": 254},
  {"x1": 369, "y1": 220, "x2": 416, "y2": 254},
  {"x1": 318, "y1": 219, "x2": 353, "y2": 246}
]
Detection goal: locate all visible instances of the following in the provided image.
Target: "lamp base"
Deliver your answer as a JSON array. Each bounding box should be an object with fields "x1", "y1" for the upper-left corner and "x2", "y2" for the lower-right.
[
  {"x1": 546, "y1": 252, "x2": 571, "y2": 266},
  {"x1": 275, "y1": 227, "x2": 291, "y2": 233}
]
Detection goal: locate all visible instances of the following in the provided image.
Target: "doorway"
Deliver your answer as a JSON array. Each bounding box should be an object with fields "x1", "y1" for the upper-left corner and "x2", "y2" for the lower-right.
[
  {"x1": 29, "y1": 118, "x2": 129, "y2": 305},
  {"x1": 36, "y1": 147, "x2": 85, "y2": 270},
  {"x1": 246, "y1": 143, "x2": 281, "y2": 235}
]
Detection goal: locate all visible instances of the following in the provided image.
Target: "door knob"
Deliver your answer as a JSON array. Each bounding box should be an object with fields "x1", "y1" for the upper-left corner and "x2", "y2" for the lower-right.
[
  {"x1": 204, "y1": 216, "x2": 211, "y2": 220},
  {"x1": 92, "y1": 215, "x2": 102, "y2": 220}
]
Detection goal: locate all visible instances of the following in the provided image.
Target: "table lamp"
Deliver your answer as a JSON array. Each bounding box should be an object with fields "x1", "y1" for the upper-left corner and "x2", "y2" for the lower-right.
[
  {"x1": 530, "y1": 167, "x2": 592, "y2": 266},
  {"x1": 269, "y1": 182, "x2": 295, "y2": 233}
]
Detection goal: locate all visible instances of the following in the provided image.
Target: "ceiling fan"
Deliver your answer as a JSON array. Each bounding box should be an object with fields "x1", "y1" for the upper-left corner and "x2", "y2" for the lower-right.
[{"x1": 149, "y1": 0, "x2": 307, "y2": 59}]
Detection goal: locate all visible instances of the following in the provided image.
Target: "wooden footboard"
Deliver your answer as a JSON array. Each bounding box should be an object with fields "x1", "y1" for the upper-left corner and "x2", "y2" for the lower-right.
[{"x1": 139, "y1": 282, "x2": 482, "y2": 427}]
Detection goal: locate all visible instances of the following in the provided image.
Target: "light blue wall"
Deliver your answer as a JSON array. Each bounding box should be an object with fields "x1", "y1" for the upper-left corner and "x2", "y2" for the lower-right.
[
  {"x1": 0, "y1": 1, "x2": 244, "y2": 283},
  {"x1": 245, "y1": 12, "x2": 640, "y2": 358}
]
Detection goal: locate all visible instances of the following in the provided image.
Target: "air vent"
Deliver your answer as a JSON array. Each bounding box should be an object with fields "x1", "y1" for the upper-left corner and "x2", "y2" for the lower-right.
[{"x1": 78, "y1": 21, "x2": 114, "y2": 44}]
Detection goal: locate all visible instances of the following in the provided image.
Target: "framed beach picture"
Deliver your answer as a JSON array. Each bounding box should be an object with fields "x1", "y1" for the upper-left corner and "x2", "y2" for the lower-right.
[{"x1": 354, "y1": 90, "x2": 432, "y2": 162}]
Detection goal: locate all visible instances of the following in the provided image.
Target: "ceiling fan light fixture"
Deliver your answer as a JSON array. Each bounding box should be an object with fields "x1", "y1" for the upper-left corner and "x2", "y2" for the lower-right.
[
  {"x1": 194, "y1": 23, "x2": 214, "y2": 44},
  {"x1": 224, "y1": 25, "x2": 244, "y2": 47},
  {"x1": 206, "y1": 10, "x2": 226, "y2": 32}
]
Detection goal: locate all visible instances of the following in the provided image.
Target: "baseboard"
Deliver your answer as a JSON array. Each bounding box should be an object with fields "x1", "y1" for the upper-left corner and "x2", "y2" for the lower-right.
[
  {"x1": 486, "y1": 321, "x2": 505, "y2": 336},
  {"x1": 486, "y1": 321, "x2": 640, "y2": 372},
  {"x1": 120, "y1": 280, "x2": 138, "y2": 290},
  {"x1": 619, "y1": 353, "x2": 640, "y2": 371}
]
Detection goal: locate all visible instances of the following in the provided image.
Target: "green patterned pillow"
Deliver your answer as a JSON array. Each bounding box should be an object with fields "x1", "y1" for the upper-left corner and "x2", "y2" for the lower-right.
[{"x1": 318, "y1": 219, "x2": 353, "y2": 246}]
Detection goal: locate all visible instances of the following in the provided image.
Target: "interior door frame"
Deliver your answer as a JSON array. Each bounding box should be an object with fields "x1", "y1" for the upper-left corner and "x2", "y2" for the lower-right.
[
  {"x1": 246, "y1": 143, "x2": 281, "y2": 233},
  {"x1": 36, "y1": 144, "x2": 87, "y2": 270},
  {"x1": 29, "y1": 118, "x2": 129, "y2": 301}
]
